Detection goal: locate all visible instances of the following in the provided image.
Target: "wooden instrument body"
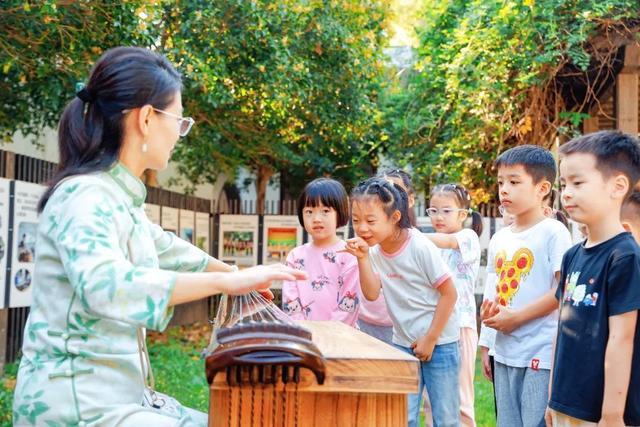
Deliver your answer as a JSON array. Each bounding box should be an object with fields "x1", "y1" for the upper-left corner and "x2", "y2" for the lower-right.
[{"x1": 208, "y1": 321, "x2": 419, "y2": 426}]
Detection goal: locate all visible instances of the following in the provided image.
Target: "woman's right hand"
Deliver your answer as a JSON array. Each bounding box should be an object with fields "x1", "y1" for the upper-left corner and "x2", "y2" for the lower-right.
[
  {"x1": 342, "y1": 237, "x2": 370, "y2": 260},
  {"x1": 219, "y1": 264, "x2": 308, "y2": 296}
]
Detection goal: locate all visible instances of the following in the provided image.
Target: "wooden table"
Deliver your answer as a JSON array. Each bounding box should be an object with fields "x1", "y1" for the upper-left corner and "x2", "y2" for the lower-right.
[{"x1": 208, "y1": 320, "x2": 419, "y2": 426}]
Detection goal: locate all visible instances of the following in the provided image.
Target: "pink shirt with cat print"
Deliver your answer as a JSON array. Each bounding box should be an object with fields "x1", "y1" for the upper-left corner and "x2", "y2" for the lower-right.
[{"x1": 281, "y1": 241, "x2": 360, "y2": 327}]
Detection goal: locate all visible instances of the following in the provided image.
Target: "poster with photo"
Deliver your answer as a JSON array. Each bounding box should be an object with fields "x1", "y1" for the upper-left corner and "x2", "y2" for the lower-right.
[
  {"x1": 143, "y1": 203, "x2": 161, "y2": 225},
  {"x1": 262, "y1": 215, "x2": 303, "y2": 265},
  {"x1": 9, "y1": 181, "x2": 45, "y2": 307},
  {"x1": 218, "y1": 215, "x2": 259, "y2": 268},
  {"x1": 195, "y1": 212, "x2": 211, "y2": 254},
  {"x1": 0, "y1": 179, "x2": 9, "y2": 308},
  {"x1": 161, "y1": 206, "x2": 179, "y2": 234},
  {"x1": 179, "y1": 210, "x2": 195, "y2": 244}
]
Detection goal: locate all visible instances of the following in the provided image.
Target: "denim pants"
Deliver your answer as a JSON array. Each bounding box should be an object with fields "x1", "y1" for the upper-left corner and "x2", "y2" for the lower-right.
[
  {"x1": 358, "y1": 319, "x2": 394, "y2": 345},
  {"x1": 396, "y1": 342, "x2": 460, "y2": 427}
]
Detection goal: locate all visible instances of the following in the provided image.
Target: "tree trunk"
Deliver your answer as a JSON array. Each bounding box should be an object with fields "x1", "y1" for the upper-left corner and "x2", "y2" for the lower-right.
[
  {"x1": 255, "y1": 165, "x2": 274, "y2": 215},
  {"x1": 142, "y1": 169, "x2": 159, "y2": 187}
]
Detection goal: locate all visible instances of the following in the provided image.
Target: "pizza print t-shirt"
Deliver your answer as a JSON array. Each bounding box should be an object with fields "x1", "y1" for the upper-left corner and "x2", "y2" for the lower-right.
[{"x1": 485, "y1": 218, "x2": 572, "y2": 369}]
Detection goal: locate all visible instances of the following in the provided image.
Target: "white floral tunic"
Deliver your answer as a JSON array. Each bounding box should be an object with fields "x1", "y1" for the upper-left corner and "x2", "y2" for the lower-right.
[{"x1": 13, "y1": 163, "x2": 210, "y2": 426}]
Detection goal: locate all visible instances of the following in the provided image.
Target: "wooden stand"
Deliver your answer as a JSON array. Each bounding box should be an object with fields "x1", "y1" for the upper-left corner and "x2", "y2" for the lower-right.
[{"x1": 208, "y1": 321, "x2": 419, "y2": 426}]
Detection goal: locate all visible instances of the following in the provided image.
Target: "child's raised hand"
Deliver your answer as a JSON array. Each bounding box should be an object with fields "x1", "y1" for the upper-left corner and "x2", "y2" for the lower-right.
[
  {"x1": 340, "y1": 237, "x2": 370, "y2": 259},
  {"x1": 410, "y1": 334, "x2": 437, "y2": 362}
]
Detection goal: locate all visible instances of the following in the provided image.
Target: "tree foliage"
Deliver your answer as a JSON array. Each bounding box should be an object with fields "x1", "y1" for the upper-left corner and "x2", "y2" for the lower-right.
[
  {"x1": 0, "y1": 1, "x2": 159, "y2": 142},
  {"x1": 382, "y1": 0, "x2": 638, "y2": 203},
  {"x1": 1, "y1": 1, "x2": 388, "y2": 211},
  {"x1": 164, "y1": 0, "x2": 388, "y2": 208}
]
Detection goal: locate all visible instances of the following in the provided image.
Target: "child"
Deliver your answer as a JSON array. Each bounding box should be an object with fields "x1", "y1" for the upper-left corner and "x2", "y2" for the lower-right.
[
  {"x1": 281, "y1": 178, "x2": 360, "y2": 326},
  {"x1": 622, "y1": 190, "x2": 640, "y2": 243},
  {"x1": 381, "y1": 168, "x2": 418, "y2": 227},
  {"x1": 354, "y1": 168, "x2": 418, "y2": 345},
  {"x1": 543, "y1": 188, "x2": 570, "y2": 228},
  {"x1": 343, "y1": 177, "x2": 459, "y2": 427},
  {"x1": 426, "y1": 183, "x2": 482, "y2": 427},
  {"x1": 547, "y1": 131, "x2": 640, "y2": 426},
  {"x1": 480, "y1": 145, "x2": 572, "y2": 427}
]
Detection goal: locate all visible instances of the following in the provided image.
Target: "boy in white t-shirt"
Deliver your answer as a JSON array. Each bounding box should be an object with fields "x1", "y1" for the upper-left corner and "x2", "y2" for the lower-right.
[{"x1": 480, "y1": 145, "x2": 572, "y2": 427}]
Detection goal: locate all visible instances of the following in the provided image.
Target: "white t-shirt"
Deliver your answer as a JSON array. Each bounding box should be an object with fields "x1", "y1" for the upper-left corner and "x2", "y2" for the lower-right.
[
  {"x1": 439, "y1": 229, "x2": 481, "y2": 330},
  {"x1": 478, "y1": 272, "x2": 497, "y2": 354},
  {"x1": 485, "y1": 218, "x2": 572, "y2": 369},
  {"x1": 368, "y1": 230, "x2": 457, "y2": 347}
]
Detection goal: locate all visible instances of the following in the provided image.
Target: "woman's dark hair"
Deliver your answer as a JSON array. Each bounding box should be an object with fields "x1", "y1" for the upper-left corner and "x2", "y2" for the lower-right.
[
  {"x1": 378, "y1": 168, "x2": 417, "y2": 227},
  {"x1": 431, "y1": 183, "x2": 483, "y2": 236},
  {"x1": 297, "y1": 178, "x2": 350, "y2": 227},
  {"x1": 351, "y1": 177, "x2": 412, "y2": 229},
  {"x1": 38, "y1": 47, "x2": 182, "y2": 212}
]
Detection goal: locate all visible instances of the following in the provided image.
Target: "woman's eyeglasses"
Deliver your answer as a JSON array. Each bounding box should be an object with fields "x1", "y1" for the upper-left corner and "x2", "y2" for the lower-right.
[{"x1": 122, "y1": 108, "x2": 195, "y2": 137}]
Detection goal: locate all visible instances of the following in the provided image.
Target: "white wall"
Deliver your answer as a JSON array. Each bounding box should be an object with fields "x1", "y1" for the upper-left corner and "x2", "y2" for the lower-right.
[{"x1": 5, "y1": 127, "x2": 229, "y2": 202}]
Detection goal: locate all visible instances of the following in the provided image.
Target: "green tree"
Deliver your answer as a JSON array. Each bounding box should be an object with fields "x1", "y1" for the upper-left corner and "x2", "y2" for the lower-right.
[
  {"x1": 164, "y1": 0, "x2": 388, "y2": 210},
  {"x1": 0, "y1": 1, "x2": 160, "y2": 143},
  {"x1": 383, "y1": 0, "x2": 638, "y2": 203}
]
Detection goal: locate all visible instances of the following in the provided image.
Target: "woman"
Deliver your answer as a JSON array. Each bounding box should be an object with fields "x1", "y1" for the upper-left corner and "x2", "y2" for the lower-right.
[{"x1": 12, "y1": 47, "x2": 306, "y2": 426}]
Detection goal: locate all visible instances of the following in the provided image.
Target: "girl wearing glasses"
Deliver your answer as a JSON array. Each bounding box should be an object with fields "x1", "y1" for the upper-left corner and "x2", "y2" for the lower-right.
[
  {"x1": 13, "y1": 47, "x2": 306, "y2": 427},
  {"x1": 425, "y1": 183, "x2": 482, "y2": 427}
]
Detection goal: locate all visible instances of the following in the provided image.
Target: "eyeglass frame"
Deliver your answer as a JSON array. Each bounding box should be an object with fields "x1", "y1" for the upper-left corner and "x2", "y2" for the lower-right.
[
  {"x1": 426, "y1": 207, "x2": 469, "y2": 217},
  {"x1": 121, "y1": 107, "x2": 195, "y2": 137}
]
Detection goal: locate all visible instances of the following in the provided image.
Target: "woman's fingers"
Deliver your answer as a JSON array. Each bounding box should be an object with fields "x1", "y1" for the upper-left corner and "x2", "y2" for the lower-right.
[{"x1": 259, "y1": 289, "x2": 275, "y2": 300}]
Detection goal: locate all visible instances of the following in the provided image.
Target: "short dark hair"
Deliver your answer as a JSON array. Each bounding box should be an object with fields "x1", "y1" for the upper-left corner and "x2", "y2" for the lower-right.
[
  {"x1": 622, "y1": 191, "x2": 640, "y2": 222},
  {"x1": 495, "y1": 145, "x2": 557, "y2": 184},
  {"x1": 297, "y1": 178, "x2": 350, "y2": 227},
  {"x1": 559, "y1": 131, "x2": 640, "y2": 196},
  {"x1": 351, "y1": 177, "x2": 412, "y2": 229}
]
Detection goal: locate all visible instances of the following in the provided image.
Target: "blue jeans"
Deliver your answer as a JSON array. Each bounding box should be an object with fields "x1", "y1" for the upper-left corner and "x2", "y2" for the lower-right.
[
  {"x1": 396, "y1": 342, "x2": 460, "y2": 427},
  {"x1": 358, "y1": 320, "x2": 393, "y2": 345}
]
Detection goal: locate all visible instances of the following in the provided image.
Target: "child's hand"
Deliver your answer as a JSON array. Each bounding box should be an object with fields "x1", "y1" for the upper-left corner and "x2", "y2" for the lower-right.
[
  {"x1": 544, "y1": 407, "x2": 553, "y2": 427},
  {"x1": 480, "y1": 299, "x2": 500, "y2": 321},
  {"x1": 483, "y1": 304, "x2": 520, "y2": 334},
  {"x1": 479, "y1": 346, "x2": 492, "y2": 382},
  {"x1": 341, "y1": 237, "x2": 370, "y2": 260},
  {"x1": 411, "y1": 334, "x2": 437, "y2": 362}
]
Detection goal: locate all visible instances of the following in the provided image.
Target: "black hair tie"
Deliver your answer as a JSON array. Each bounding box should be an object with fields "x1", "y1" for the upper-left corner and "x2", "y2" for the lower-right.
[{"x1": 76, "y1": 88, "x2": 93, "y2": 103}]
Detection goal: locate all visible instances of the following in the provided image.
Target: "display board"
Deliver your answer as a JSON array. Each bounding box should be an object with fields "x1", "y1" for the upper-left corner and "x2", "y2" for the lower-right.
[
  {"x1": 262, "y1": 215, "x2": 303, "y2": 265},
  {"x1": 9, "y1": 181, "x2": 45, "y2": 307},
  {"x1": 218, "y1": 215, "x2": 259, "y2": 268}
]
